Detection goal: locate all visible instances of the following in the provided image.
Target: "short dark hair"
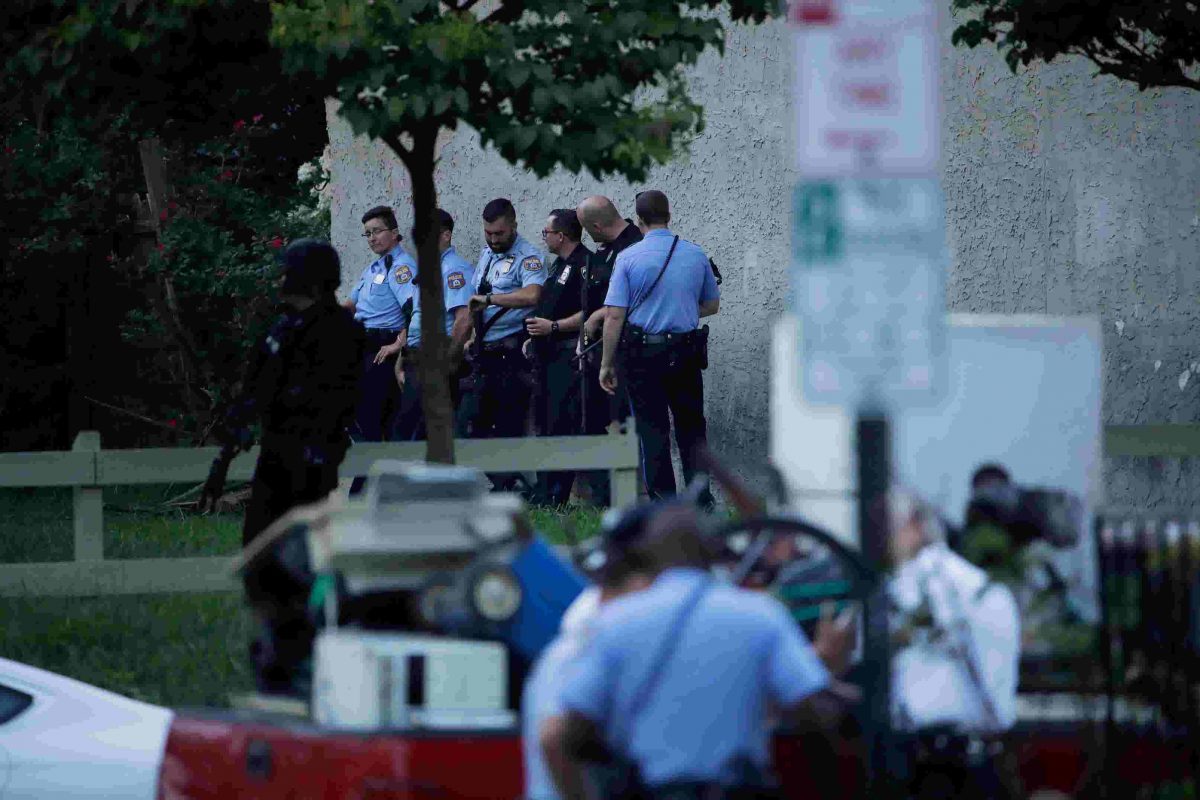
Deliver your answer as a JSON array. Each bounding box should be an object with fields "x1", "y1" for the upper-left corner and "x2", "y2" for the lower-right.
[
  {"x1": 634, "y1": 190, "x2": 670, "y2": 226},
  {"x1": 548, "y1": 208, "x2": 582, "y2": 242},
  {"x1": 971, "y1": 463, "x2": 1012, "y2": 490},
  {"x1": 482, "y1": 198, "x2": 516, "y2": 224},
  {"x1": 362, "y1": 205, "x2": 398, "y2": 231},
  {"x1": 435, "y1": 208, "x2": 454, "y2": 233}
]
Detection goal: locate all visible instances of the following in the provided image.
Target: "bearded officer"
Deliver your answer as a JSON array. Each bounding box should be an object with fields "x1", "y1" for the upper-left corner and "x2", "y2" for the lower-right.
[
  {"x1": 457, "y1": 197, "x2": 546, "y2": 492},
  {"x1": 598, "y1": 190, "x2": 719, "y2": 508}
]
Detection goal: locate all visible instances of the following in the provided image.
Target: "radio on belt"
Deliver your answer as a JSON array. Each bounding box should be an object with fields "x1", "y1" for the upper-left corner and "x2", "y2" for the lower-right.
[{"x1": 306, "y1": 460, "x2": 586, "y2": 731}]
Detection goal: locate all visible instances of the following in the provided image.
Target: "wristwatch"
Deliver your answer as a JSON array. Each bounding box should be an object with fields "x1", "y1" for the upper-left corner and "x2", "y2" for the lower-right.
[{"x1": 551, "y1": 320, "x2": 559, "y2": 334}]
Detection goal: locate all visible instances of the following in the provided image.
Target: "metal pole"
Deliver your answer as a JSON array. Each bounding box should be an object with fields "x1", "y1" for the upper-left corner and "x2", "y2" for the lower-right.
[{"x1": 856, "y1": 408, "x2": 897, "y2": 796}]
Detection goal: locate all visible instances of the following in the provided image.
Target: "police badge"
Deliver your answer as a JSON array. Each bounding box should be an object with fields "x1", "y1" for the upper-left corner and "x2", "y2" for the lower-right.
[
  {"x1": 393, "y1": 265, "x2": 413, "y2": 284},
  {"x1": 447, "y1": 271, "x2": 466, "y2": 290},
  {"x1": 498, "y1": 257, "x2": 516, "y2": 275}
]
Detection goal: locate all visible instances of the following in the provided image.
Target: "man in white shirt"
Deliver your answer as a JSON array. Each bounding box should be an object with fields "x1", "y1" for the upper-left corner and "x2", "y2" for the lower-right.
[{"x1": 887, "y1": 490, "x2": 1021, "y2": 799}]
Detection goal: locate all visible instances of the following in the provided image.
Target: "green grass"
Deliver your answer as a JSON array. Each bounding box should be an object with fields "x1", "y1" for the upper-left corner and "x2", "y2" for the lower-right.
[{"x1": 0, "y1": 486, "x2": 598, "y2": 707}]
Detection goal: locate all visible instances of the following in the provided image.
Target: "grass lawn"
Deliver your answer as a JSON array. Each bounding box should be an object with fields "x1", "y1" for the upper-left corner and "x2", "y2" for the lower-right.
[{"x1": 0, "y1": 485, "x2": 602, "y2": 707}]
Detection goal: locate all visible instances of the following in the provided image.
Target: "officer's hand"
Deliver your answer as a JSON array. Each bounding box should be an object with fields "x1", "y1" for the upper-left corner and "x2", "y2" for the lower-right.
[
  {"x1": 394, "y1": 358, "x2": 406, "y2": 389},
  {"x1": 813, "y1": 602, "x2": 857, "y2": 678},
  {"x1": 522, "y1": 339, "x2": 534, "y2": 359},
  {"x1": 468, "y1": 294, "x2": 488, "y2": 312},
  {"x1": 599, "y1": 365, "x2": 618, "y2": 395},
  {"x1": 524, "y1": 316, "x2": 552, "y2": 337},
  {"x1": 373, "y1": 342, "x2": 402, "y2": 365}
]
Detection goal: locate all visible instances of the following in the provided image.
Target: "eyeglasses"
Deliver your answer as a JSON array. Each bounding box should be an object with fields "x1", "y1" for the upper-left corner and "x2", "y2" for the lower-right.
[
  {"x1": 541, "y1": 229, "x2": 562, "y2": 239},
  {"x1": 362, "y1": 227, "x2": 397, "y2": 238}
]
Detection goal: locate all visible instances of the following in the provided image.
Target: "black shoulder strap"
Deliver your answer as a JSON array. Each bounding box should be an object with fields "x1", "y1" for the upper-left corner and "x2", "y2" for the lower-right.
[
  {"x1": 627, "y1": 235, "x2": 678, "y2": 321},
  {"x1": 613, "y1": 575, "x2": 711, "y2": 747}
]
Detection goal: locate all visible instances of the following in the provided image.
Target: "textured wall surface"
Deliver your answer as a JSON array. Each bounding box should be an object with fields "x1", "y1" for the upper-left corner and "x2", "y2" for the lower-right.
[{"x1": 328, "y1": 15, "x2": 1200, "y2": 504}]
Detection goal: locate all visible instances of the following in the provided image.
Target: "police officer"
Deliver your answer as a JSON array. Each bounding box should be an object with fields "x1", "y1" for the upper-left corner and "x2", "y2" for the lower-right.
[
  {"x1": 230, "y1": 239, "x2": 365, "y2": 694},
  {"x1": 598, "y1": 190, "x2": 719, "y2": 508},
  {"x1": 522, "y1": 503, "x2": 659, "y2": 800},
  {"x1": 888, "y1": 490, "x2": 1020, "y2": 800},
  {"x1": 344, "y1": 205, "x2": 418, "y2": 454},
  {"x1": 457, "y1": 197, "x2": 546, "y2": 491},
  {"x1": 523, "y1": 209, "x2": 594, "y2": 506},
  {"x1": 391, "y1": 208, "x2": 474, "y2": 440},
  {"x1": 576, "y1": 196, "x2": 644, "y2": 437},
  {"x1": 541, "y1": 501, "x2": 856, "y2": 800}
]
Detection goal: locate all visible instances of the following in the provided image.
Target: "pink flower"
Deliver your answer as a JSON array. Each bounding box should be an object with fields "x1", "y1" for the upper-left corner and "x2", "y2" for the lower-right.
[
  {"x1": 156, "y1": 242, "x2": 165, "y2": 252},
  {"x1": 159, "y1": 209, "x2": 169, "y2": 221},
  {"x1": 233, "y1": 119, "x2": 246, "y2": 131},
  {"x1": 269, "y1": 236, "x2": 285, "y2": 249},
  {"x1": 252, "y1": 114, "x2": 264, "y2": 124},
  {"x1": 167, "y1": 419, "x2": 178, "y2": 428},
  {"x1": 218, "y1": 170, "x2": 234, "y2": 182},
  {"x1": 168, "y1": 201, "x2": 179, "y2": 210},
  {"x1": 106, "y1": 253, "x2": 116, "y2": 263},
  {"x1": 3, "y1": 146, "x2": 14, "y2": 155}
]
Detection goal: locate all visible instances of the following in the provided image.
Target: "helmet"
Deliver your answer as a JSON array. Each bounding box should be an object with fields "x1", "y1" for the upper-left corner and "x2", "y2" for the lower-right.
[{"x1": 280, "y1": 238, "x2": 341, "y2": 296}]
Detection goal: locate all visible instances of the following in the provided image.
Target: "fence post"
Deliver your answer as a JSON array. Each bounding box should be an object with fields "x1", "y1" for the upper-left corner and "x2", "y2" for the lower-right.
[{"x1": 72, "y1": 431, "x2": 103, "y2": 561}]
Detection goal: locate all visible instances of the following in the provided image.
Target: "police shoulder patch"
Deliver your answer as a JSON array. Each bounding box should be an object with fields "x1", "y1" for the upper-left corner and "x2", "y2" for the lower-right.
[
  {"x1": 447, "y1": 271, "x2": 466, "y2": 290},
  {"x1": 393, "y1": 264, "x2": 413, "y2": 284},
  {"x1": 522, "y1": 255, "x2": 543, "y2": 272}
]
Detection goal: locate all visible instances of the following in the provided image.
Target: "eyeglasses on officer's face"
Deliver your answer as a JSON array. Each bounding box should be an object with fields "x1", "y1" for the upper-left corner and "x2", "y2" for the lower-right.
[
  {"x1": 362, "y1": 227, "x2": 397, "y2": 238},
  {"x1": 541, "y1": 228, "x2": 562, "y2": 240}
]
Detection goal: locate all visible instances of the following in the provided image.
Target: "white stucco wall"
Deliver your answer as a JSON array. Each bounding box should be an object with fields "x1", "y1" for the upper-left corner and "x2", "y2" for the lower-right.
[{"x1": 327, "y1": 13, "x2": 1200, "y2": 507}]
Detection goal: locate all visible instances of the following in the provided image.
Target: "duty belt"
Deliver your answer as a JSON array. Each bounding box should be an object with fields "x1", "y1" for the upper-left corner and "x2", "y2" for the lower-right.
[
  {"x1": 364, "y1": 327, "x2": 403, "y2": 343},
  {"x1": 481, "y1": 332, "x2": 525, "y2": 352},
  {"x1": 626, "y1": 328, "x2": 698, "y2": 346}
]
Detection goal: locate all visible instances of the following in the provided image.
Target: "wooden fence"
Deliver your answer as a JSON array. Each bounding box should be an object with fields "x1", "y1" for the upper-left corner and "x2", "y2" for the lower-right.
[{"x1": 0, "y1": 429, "x2": 641, "y2": 598}]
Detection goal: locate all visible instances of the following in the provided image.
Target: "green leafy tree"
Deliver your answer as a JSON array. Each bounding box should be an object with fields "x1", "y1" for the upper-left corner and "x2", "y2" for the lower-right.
[
  {"x1": 952, "y1": 0, "x2": 1200, "y2": 92},
  {"x1": 271, "y1": 0, "x2": 776, "y2": 464},
  {"x1": 1, "y1": 0, "x2": 330, "y2": 447}
]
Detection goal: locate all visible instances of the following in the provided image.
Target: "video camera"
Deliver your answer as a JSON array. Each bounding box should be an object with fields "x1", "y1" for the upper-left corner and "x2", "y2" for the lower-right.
[{"x1": 964, "y1": 483, "x2": 1083, "y2": 551}]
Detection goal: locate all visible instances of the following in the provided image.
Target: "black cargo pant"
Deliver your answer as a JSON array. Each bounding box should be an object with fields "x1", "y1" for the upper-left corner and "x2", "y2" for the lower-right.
[
  {"x1": 241, "y1": 434, "x2": 343, "y2": 694},
  {"x1": 456, "y1": 333, "x2": 532, "y2": 491},
  {"x1": 532, "y1": 340, "x2": 611, "y2": 506},
  {"x1": 621, "y1": 334, "x2": 714, "y2": 507},
  {"x1": 350, "y1": 327, "x2": 402, "y2": 492}
]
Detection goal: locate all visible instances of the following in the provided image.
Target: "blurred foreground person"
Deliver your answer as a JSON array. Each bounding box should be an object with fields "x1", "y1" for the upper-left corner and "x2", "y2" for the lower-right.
[
  {"x1": 541, "y1": 501, "x2": 856, "y2": 800},
  {"x1": 887, "y1": 490, "x2": 1021, "y2": 800},
  {"x1": 205, "y1": 238, "x2": 364, "y2": 695},
  {"x1": 522, "y1": 503, "x2": 659, "y2": 800}
]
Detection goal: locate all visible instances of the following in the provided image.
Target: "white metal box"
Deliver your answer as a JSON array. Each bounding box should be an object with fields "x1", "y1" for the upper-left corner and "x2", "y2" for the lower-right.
[{"x1": 312, "y1": 630, "x2": 514, "y2": 731}]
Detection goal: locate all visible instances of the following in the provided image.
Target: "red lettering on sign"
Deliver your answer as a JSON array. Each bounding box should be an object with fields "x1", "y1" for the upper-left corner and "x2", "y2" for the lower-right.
[
  {"x1": 838, "y1": 38, "x2": 888, "y2": 62},
  {"x1": 848, "y1": 82, "x2": 892, "y2": 107},
  {"x1": 790, "y1": 0, "x2": 836, "y2": 25}
]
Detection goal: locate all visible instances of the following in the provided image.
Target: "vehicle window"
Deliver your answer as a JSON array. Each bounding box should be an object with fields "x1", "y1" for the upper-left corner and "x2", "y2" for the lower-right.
[{"x1": 0, "y1": 684, "x2": 32, "y2": 725}]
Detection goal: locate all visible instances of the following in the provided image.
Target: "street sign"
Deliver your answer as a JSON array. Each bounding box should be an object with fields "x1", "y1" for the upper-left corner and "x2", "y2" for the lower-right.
[
  {"x1": 793, "y1": 178, "x2": 946, "y2": 407},
  {"x1": 793, "y1": 0, "x2": 940, "y2": 179}
]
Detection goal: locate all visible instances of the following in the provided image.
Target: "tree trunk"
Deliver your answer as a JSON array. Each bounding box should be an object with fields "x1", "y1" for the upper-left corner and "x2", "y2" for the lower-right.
[{"x1": 402, "y1": 127, "x2": 455, "y2": 464}]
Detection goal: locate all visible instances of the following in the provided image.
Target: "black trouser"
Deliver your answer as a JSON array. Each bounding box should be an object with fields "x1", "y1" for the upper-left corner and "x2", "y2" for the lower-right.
[
  {"x1": 456, "y1": 334, "x2": 532, "y2": 491},
  {"x1": 391, "y1": 349, "x2": 426, "y2": 442},
  {"x1": 903, "y1": 731, "x2": 1013, "y2": 800},
  {"x1": 533, "y1": 341, "x2": 611, "y2": 506},
  {"x1": 352, "y1": 328, "x2": 402, "y2": 491},
  {"x1": 241, "y1": 435, "x2": 343, "y2": 694},
  {"x1": 622, "y1": 337, "x2": 714, "y2": 507}
]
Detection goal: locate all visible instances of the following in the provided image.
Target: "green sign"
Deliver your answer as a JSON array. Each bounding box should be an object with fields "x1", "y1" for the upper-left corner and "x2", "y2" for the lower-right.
[{"x1": 793, "y1": 181, "x2": 843, "y2": 265}]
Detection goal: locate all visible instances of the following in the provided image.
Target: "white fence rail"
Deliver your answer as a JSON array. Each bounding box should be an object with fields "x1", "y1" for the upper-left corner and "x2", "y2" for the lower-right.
[{"x1": 0, "y1": 429, "x2": 640, "y2": 598}]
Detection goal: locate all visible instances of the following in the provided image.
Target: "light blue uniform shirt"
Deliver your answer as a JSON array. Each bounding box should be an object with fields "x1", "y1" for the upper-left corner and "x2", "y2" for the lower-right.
[
  {"x1": 408, "y1": 246, "x2": 474, "y2": 348},
  {"x1": 558, "y1": 568, "x2": 830, "y2": 788},
  {"x1": 349, "y1": 244, "x2": 419, "y2": 331},
  {"x1": 473, "y1": 234, "x2": 546, "y2": 342},
  {"x1": 604, "y1": 229, "x2": 719, "y2": 334}
]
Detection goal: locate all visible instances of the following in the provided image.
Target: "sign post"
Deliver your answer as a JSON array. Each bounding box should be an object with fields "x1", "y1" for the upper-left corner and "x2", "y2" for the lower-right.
[{"x1": 791, "y1": 0, "x2": 946, "y2": 794}]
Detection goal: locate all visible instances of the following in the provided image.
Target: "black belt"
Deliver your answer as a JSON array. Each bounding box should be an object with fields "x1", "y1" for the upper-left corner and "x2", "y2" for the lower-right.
[
  {"x1": 365, "y1": 327, "x2": 402, "y2": 342},
  {"x1": 481, "y1": 333, "x2": 525, "y2": 352},
  {"x1": 625, "y1": 328, "x2": 698, "y2": 346}
]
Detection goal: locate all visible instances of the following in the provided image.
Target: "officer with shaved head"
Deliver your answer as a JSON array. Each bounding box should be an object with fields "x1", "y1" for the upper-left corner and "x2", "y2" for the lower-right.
[{"x1": 573, "y1": 196, "x2": 644, "y2": 472}]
